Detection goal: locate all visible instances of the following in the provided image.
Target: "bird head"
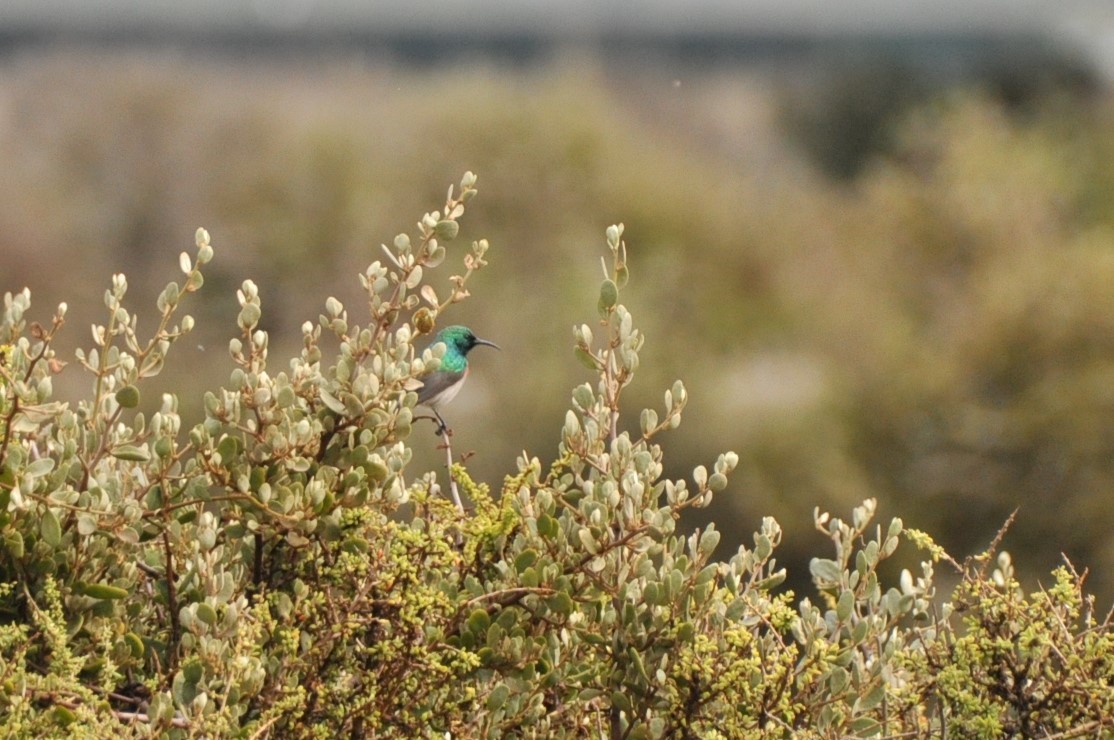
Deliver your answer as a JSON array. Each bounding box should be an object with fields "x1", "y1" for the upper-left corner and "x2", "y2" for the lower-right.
[{"x1": 434, "y1": 325, "x2": 500, "y2": 356}]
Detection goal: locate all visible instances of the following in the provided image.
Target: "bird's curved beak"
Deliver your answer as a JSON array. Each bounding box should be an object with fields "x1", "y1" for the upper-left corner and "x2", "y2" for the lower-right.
[{"x1": 475, "y1": 338, "x2": 501, "y2": 351}]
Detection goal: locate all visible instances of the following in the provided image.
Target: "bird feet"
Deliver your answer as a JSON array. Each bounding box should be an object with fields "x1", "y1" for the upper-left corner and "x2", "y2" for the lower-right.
[
  {"x1": 415, "y1": 412, "x2": 453, "y2": 437},
  {"x1": 432, "y1": 411, "x2": 452, "y2": 438}
]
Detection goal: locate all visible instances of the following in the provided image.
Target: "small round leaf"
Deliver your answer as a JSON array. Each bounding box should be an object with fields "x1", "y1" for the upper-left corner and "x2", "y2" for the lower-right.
[
  {"x1": 115, "y1": 385, "x2": 141, "y2": 409},
  {"x1": 598, "y1": 279, "x2": 618, "y2": 317}
]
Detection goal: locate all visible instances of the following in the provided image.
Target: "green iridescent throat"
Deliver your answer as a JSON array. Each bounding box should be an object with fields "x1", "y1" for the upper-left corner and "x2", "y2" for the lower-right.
[
  {"x1": 438, "y1": 347, "x2": 468, "y2": 374},
  {"x1": 433, "y1": 326, "x2": 476, "y2": 374}
]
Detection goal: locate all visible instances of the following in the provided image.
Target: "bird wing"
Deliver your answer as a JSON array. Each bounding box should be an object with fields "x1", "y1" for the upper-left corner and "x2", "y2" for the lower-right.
[{"x1": 415, "y1": 370, "x2": 463, "y2": 406}]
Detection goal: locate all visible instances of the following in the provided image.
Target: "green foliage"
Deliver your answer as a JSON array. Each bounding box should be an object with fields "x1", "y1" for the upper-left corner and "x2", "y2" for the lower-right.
[
  {"x1": 1, "y1": 179, "x2": 1112, "y2": 736},
  {"x1": 10, "y1": 54, "x2": 1114, "y2": 603}
]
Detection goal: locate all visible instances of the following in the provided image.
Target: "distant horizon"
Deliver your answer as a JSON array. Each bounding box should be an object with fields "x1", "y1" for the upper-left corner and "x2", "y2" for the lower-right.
[
  {"x1": 1, "y1": 1, "x2": 1111, "y2": 81},
  {"x1": 0, "y1": 0, "x2": 1109, "y2": 36}
]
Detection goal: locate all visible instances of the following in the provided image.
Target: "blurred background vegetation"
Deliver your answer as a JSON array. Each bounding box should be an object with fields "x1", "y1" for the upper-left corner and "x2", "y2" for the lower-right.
[{"x1": 3, "y1": 9, "x2": 1114, "y2": 602}]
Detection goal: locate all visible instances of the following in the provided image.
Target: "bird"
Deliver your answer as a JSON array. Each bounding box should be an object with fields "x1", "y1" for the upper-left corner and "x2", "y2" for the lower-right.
[{"x1": 415, "y1": 325, "x2": 499, "y2": 434}]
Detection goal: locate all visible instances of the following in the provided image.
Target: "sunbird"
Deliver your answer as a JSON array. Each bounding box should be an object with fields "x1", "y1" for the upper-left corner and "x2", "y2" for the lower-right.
[{"x1": 416, "y1": 325, "x2": 499, "y2": 433}]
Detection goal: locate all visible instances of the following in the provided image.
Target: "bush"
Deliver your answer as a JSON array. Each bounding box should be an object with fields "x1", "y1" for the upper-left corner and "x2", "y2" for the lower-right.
[
  {"x1": 1, "y1": 176, "x2": 1111, "y2": 736},
  {"x1": 10, "y1": 53, "x2": 1114, "y2": 604}
]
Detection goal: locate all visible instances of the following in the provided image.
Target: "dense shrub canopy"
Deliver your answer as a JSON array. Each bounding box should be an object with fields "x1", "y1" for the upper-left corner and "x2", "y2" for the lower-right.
[
  {"x1": 5, "y1": 54, "x2": 1114, "y2": 602},
  {"x1": 0, "y1": 181, "x2": 1111, "y2": 736}
]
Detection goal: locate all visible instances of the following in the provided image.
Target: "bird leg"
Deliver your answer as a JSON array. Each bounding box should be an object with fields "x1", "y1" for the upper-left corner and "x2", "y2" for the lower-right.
[
  {"x1": 414, "y1": 412, "x2": 454, "y2": 437},
  {"x1": 433, "y1": 410, "x2": 452, "y2": 438}
]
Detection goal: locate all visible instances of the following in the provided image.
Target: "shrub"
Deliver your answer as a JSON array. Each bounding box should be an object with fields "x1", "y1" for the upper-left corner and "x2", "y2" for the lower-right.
[
  {"x1": 10, "y1": 54, "x2": 1114, "y2": 603},
  {"x1": 0, "y1": 175, "x2": 1111, "y2": 736}
]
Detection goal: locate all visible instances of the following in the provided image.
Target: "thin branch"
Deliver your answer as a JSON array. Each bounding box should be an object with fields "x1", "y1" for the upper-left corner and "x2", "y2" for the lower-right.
[
  {"x1": 441, "y1": 426, "x2": 464, "y2": 514},
  {"x1": 463, "y1": 586, "x2": 555, "y2": 609},
  {"x1": 162, "y1": 526, "x2": 180, "y2": 670}
]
